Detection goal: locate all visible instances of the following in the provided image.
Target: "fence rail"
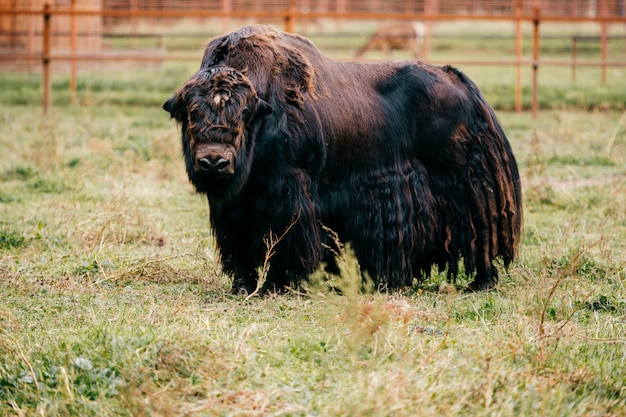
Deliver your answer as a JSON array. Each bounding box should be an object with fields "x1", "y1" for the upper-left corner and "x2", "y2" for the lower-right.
[{"x1": 1, "y1": 1, "x2": 625, "y2": 116}]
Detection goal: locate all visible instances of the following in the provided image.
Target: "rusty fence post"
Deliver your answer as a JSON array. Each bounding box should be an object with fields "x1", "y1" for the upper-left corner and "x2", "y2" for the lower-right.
[
  {"x1": 572, "y1": 36, "x2": 577, "y2": 83},
  {"x1": 285, "y1": 0, "x2": 296, "y2": 33},
  {"x1": 514, "y1": 0, "x2": 523, "y2": 113},
  {"x1": 43, "y1": 3, "x2": 51, "y2": 114},
  {"x1": 532, "y1": 7, "x2": 540, "y2": 119},
  {"x1": 70, "y1": 0, "x2": 77, "y2": 104},
  {"x1": 600, "y1": 0, "x2": 608, "y2": 85}
]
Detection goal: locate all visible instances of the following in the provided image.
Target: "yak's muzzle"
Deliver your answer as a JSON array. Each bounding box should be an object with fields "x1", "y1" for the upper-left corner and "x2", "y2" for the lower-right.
[
  {"x1": 195, "y1": 145, "x2": 235, "y2": 176},
  {"x1": 198, "y1": 155, "x2": 232, "y2": 175}
]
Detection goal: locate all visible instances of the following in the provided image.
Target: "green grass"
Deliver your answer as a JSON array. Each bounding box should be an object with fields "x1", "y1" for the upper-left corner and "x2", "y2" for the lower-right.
[{"x1": 1, "y1": 32, "x2": 626, "y2": 415}]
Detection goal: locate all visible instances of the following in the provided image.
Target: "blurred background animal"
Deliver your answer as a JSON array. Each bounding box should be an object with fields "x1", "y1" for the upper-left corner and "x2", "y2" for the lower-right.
[{"x1": 355, "y1": 21, "x2": 426, "y2": 59}]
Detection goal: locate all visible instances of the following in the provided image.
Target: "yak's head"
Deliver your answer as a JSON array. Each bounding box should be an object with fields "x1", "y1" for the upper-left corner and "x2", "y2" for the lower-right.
[{"x1": 163, "y1": 65, "x2": 272, "y2": 196}]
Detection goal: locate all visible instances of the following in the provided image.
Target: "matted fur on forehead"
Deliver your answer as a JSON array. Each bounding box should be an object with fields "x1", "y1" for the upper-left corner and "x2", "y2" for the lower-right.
[
  {"x1": 201, "y1": 25, "x2": 319, "y2": 104},
  {"x1": 173, "y1": 65, "x2": 258, "y2": 124}
]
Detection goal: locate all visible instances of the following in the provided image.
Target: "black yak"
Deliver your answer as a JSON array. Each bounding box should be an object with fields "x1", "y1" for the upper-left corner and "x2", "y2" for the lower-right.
[{"x1": 163, "y1": 24, "x2": 522, "y2": 294}]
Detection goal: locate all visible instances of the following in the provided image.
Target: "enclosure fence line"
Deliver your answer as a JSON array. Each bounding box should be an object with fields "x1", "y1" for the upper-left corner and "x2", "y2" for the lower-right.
[{"x1": 1, "y1": 1, "x2": 626, "y2": 116}]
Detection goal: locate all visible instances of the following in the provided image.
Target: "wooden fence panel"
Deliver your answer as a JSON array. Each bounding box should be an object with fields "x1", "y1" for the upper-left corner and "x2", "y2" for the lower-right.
[{"x1": 1, "y1": 0, "x2": 625, "y2": 114}]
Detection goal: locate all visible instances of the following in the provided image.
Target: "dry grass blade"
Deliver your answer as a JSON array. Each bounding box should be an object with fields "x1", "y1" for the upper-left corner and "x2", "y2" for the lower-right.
[
  {"x1": 1, "y1": 330, "x2": 40, "y2": 396},
  {"x1": 245, "y1": 213, "x2": 301, "y2": 300},
  {"x1": 538, "y1": 236, "x2": 604, "y2": 340},
  {"x1": 607, "y1": 109, "x2": 626, "y2": 156}
]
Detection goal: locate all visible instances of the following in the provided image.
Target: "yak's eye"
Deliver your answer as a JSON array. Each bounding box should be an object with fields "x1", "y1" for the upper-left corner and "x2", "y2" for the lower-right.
[{"x1": 241, "y1": 106, "x2": 249, "y2": 117}]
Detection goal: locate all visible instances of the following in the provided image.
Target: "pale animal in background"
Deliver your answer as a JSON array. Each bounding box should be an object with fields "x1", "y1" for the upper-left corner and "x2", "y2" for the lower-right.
[{"x1": 355, "y1": 21, "x2": 426, "y2": 59}]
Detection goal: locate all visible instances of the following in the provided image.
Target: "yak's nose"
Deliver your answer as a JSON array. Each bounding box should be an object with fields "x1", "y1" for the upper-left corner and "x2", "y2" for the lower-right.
[{"x1": 198, "y1": 156, "x2": 231, "y2": 173}]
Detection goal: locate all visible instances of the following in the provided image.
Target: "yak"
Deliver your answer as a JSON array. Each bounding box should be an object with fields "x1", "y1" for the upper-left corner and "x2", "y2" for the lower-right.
[{"x1": 163, "y1": 24, "x2": 522, "y2": 294}]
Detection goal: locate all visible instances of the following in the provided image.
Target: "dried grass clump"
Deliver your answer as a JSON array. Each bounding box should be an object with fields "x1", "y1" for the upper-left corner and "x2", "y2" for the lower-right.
[
  {"x1": 72, "y1": 189, "x2": 165, "y2": 251},
  {"x1": 109, "y1": 254, "x2": 223, "y2": 288}
]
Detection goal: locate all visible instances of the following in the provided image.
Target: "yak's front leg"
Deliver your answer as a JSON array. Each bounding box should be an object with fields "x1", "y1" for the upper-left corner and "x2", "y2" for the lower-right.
[
  {"x1": 230, "y1": 265, "x2": 259, "y2": 295},
  {"x1": 257, "y1": 170, "x2": 324, "y2": 293}
]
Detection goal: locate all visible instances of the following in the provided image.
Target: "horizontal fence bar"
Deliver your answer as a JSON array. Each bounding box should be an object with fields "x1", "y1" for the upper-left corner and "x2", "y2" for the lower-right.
[
  {"x1": 8, "y1": 53, "x2": 626, "y2": 69},
  {"x1": 1, "y1": 8, "x2": 626, "y2": 23},
  {"x1": 1, "y1": 54, "x2": 189, "y2": 62},
  {"x1": 7, "y1": 31, "x2": 622, "y2": 41},
  {"x1": 6, "y1": 51, "x2": 626, "y2": 66}
]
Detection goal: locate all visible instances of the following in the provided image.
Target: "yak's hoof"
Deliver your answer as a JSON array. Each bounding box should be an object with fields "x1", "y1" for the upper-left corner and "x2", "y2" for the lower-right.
[
  {"x1": 465, "y1": 278, "x2": 497, "y2": 293},
  {"x1": 231, "y1": 283, "x2": 257, "y2": 296},
  {"x1": 260, "y1": 282, "x2": 289, "y2": 295}
]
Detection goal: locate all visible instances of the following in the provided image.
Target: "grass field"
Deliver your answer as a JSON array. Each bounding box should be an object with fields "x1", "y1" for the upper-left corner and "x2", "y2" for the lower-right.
[{"x1": 1, "y1": 33, "x2": 626, "y2": 415}]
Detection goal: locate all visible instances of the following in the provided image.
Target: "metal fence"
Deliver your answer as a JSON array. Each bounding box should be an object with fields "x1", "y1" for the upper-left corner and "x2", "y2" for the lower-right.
[{"x1": 1, "y1": 0, "x2": 625, "y2": 115}]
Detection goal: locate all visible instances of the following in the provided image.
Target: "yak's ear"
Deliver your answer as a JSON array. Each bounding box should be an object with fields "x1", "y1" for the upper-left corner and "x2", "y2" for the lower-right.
[
  {"x1": 162, "y1": 95, "x2": 179, "y2": 119},
  {"x1": 257, "y1": 98, "x2": 273, "y2": 117}
]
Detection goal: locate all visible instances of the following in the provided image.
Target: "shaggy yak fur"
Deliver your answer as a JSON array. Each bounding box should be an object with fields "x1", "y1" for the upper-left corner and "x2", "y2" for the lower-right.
[{"x1": 163, "y1": 24, "x2": 523, "y2": 294}]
